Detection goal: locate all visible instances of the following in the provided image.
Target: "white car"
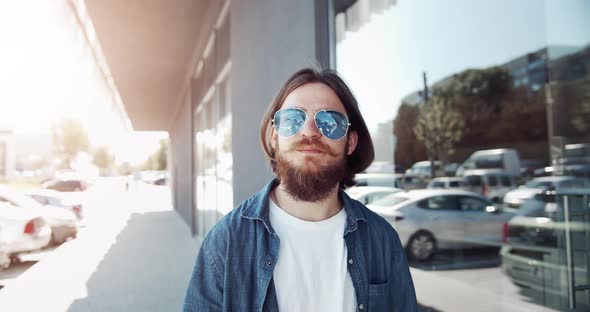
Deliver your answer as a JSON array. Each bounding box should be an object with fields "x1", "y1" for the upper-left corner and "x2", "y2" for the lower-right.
[
  {"x1": 345, "y1": 186, "x2": 403, "y2": 205},
  {"x1": 462, "y1": 169, "x2": 517, "y2": 203},
  {"x1": 0, "y1": 187, "x2": 78, "y2": 245},
  {"x1": 0, "y1": 202, "x2": 52, "y2": 263},
  {"x1": 427, "y1": 177, "x2": 470, "y2": 191},
  {"x1": 26, "y1": 189, "x2": 84, "y2": 221},
  {"x1": 367, "y1": 189, "x2": 515, "y2": 261},
  {"x1": 503, "y1": 176, "x2": 590, "y2": 210},
  {"x1": 0, "y1": 237, "x2": 10, "y2": 270}
]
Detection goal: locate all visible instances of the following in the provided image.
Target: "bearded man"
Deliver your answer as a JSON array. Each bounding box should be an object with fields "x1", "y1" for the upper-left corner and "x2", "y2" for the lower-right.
[{"x1": 183, "y1": 68, "x2": 417, "y2": 312}]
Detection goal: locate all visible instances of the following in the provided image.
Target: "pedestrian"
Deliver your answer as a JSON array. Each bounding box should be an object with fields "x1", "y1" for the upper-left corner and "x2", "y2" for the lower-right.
[{"x1": 183, "y1": 68, "x2": 418, "y2": 311}]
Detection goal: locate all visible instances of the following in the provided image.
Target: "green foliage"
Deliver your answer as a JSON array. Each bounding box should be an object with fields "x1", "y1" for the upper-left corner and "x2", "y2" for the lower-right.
[
  {"x1": 434, "y1": 67, "x2": 513, "y2": 113},
  {"x1": 51, "y1": 118, "x2": 90, "y2": 169},
  {"x1": 393, "y1": 103, "x2": 424, "y2": 167},
  {"x1": 143, "y1": 139, "x2": 168, "y2": 170},
  {"x1": 413, "y1": 96, "x2": 466, "y2": 164},
  {"x1": 92, "y1": 146, "x2": 114, "y2": 169}
]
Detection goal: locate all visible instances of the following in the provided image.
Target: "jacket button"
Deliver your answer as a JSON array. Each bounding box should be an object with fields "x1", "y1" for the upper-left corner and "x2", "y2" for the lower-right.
[
  {"x1": 359, "y1": 304, "x2": 364, "y2": 310},
  {"x1": 348, "y1": 259, "x2": 353, "y2": 265},
  {"x1": 266, "y1": 260, "x2": 272, "y2": 266}
]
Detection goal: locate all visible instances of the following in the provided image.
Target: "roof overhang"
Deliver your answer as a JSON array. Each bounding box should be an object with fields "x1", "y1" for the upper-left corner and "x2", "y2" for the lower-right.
[{"x1": 84, "y1": 0, "x2": 206, "y2": 131}]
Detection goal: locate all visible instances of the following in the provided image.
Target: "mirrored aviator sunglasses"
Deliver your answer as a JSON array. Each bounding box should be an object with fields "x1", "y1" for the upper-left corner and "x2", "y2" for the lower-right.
[{"x1": 272, "y1": 107, "x2": 350, "y2": 140}]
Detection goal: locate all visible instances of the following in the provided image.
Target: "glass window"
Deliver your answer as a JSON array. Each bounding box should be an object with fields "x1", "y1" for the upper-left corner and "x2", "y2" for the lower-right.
[
  {"x1": 459, "y1": 196, "x2": 489, "y2": 212},
  {"x1": 335, "y1": 1, "x2": 589, "y2": 310},
  {"x1": 449, "y1": 181, "x2": 461, "y2": 187},
  {"x1": 500, "y1": 175, "x2": 512, "y2": 187},
  {"x1": 30, "y1": 195, "x2": 49, "y2": 205},
  {"x1": 430, "y1": 181, "x2": 444, "y2": 188},
  {"x1": 366, "y1": 192, "x2": 390, "y2": 204},
  {"x1": 418, "y1": 196, "x2": 458, "y2": 210},
  {"x1": 487, "y1": 175, "x2": 498, "y2": 187},
  {"x1": 465, "y1": 175, "x2": 482, "y2": 187},
  {"x1": 371, "y1": 194, "x2": 408, "y2": 207}
]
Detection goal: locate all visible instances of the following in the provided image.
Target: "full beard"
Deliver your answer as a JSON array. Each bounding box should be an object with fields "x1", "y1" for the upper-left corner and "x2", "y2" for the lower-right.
[{"x1": 275, "y1": 138, "x2": 347, "y2": 202}]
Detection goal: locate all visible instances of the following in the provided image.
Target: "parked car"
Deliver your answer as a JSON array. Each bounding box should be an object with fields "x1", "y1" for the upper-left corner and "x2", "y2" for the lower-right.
[
  {"x1": 41, "y1": 178, "x2": 89, "y2": 192},
  {"x1": 405, "y1": 161, "x2": 444, "y2": 178},
  {"x1": 0, "y1": 202, "x2": 52, "y2": 262},
  {"x1": 500, "y1": 190, "x2": 589, "y2": 310},
  {"x1": 353, "y1": 173, "x2": 401, "y2": 188},
  {"x1": 0, "y1": 187, "x2": 78, "y2": 245},
  {"x1": 443, "y1": 163, "x2": 460, "y2": 177},
  {"x1": 26, "y1": 189, "x2": 84, "y2": 221},
  {"x1": 363, "y1": 161, "x2": 395, "y2": 173},
  {"x1": 553, "y1": 143, "x2": 590, "y2": 177},
  {"x1": 519, "y1": 159, "x2": 545, "y2": 179},
  {"x1": 457, "y1": 148, "x2": 521, "y2": 177},
  {"x1": 0, "y1": 243, "x2": 9, "y2": 270},
  {"x1": 427, "y1": 177, "x2": 470, "y2": 191},
  {"x1": 398, "y1": 174, "x2": 428, "y2": 191},
  {"x1": 503, "y1": 176, "x2": 590, "y2": 210},
  {"x1": 462, "y1": 169, "x2": 517, "y2": 203},
  {"x1": 345, "y1": 186, "x2": 403, "y2": 205},
  {"x1": 367, "y1": 189, "x2": 515, "y2": 261}
]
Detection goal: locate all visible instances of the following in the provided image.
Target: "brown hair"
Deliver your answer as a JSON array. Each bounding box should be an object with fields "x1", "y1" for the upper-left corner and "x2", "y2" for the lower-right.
[{"x1": 259, "y1": 68, "x2": 374, "y2": 187}]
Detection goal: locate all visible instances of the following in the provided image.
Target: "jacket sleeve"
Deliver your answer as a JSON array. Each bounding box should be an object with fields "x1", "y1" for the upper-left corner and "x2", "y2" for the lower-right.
[
  {"x1": 182, "y1": 233, "x2": 224, "y2": 311},
  {"x1": 391, "y1": 231, "x2": 419, "y2": 312}
]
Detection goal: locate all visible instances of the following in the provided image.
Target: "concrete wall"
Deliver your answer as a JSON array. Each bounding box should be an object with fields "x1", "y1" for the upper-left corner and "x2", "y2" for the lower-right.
[
  {"x1": 170, "y1": 90, "x2": 194, "y2": 233},
  {"x1": 230, "y1": 0, "x2": 327, "y2": 205}
]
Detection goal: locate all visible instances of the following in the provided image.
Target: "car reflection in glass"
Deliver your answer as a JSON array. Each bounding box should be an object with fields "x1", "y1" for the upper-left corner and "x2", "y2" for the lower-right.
[
  {"x1": 367, "y1": 189, "x2": 514, "y2": 261},
  {"x1": 500, "y1": 189, "x2": 589, "y2": 310}
]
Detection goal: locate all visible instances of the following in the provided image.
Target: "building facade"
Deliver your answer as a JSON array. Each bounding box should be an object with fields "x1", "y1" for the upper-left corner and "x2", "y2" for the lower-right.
[{"x1": 80, "y1": 0, "x2": 589, "y2": 311}]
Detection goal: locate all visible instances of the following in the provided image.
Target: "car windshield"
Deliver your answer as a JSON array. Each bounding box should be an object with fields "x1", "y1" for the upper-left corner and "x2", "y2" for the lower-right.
[
  {"x1": 474, "y1": 155, "x2": 503, "y2": 169},
  {"x1": 430, "y1": 181, "x2": 444, "y2": 188},
  {"x1": 523, "y1": 181, "x2": 554, "y2": 189},
  {"x1": 371, "y1": 194, "x2": 409, "y2": 207},
  {"x1": 3, "y1": 191, "x2": 43, "y2": 209}
]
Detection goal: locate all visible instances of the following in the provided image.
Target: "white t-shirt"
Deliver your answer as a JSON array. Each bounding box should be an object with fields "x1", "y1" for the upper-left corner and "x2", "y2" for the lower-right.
[{"x1": 269, "y1": 199, "x2": 357, "y2": 311}]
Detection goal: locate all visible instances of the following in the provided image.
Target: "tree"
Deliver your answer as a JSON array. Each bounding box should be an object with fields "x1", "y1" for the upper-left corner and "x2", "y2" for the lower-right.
[
  {"x1": 393, "y1": 103, "x2": 424, "y2": 168},
  {"x1": 51, "y1": 118, "x2": 90, "y2": 169},
  {"x1": 414, "y1": 96, "x2": 466, "y2": 171},
  {"x1": 92, "y1": 146, "x2": 115, "y2": 172},
  {"x1": 143, "y1": 139, "x2": 168, "y2": 170}
]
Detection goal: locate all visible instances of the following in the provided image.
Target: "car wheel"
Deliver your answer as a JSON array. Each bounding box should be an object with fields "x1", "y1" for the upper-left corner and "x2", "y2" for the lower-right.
[{"x1": 407, "y1": 231, "x2": 436, "y2": 261}]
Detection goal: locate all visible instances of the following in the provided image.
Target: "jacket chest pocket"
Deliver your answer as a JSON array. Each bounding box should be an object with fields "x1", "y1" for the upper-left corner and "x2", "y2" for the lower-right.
[{"x1": 368, "y1": 281, "x2": 390, "y2": 311}]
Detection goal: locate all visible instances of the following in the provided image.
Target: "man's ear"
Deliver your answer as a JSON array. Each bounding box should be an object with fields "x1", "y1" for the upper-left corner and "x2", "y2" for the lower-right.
[{"x1": 347, "y1": 131, "x2": 358, "y2": 156}]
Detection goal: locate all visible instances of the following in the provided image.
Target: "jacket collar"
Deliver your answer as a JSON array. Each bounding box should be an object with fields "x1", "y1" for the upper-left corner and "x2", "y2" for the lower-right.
[{"x1": 240, "y1": 179, "x2": 367, "y2": 236}]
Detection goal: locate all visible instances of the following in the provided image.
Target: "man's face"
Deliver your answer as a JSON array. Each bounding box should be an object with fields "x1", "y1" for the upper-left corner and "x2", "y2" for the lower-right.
[{"x1": 271, "y1": 82, "x2": 358, "y2": 201}]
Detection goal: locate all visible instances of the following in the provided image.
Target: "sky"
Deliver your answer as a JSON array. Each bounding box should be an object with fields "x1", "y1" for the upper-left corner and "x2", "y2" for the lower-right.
[
  {"x1": 0, "y1": 1, "x2": 166, "y2": 165},
  {"x1": 336, "y1": 0, "x2": 590, "y2": 132}
]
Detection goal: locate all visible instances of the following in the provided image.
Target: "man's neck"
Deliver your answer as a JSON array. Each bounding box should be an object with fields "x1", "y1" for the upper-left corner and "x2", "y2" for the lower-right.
[{"x1": 271, "y1": 182, "x2": 343, "y2": 222}]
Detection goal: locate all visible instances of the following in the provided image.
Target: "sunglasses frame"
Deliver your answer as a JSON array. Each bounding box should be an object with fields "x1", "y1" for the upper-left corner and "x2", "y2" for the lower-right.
[{"x1": 272, "y1": 107, "x2": 351, "y2": 141}]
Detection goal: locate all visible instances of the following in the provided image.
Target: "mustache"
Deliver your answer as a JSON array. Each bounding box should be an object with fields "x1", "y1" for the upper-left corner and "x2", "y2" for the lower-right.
[{"x1": 289, "y1": 138, "x2": 338, "y2": 157}]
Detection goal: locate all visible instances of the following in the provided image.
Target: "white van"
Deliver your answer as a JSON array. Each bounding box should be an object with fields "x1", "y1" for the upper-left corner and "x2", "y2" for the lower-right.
[
  {"x1": 457, "y1": 148, "x2": 521, "y2": 177},
  {"x1": 405, "y1": 161, "x2": 444, "y2": 178}
]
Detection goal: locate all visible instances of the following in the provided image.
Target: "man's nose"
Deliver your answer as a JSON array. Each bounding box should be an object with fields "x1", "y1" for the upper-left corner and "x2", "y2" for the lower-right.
[{"x1": 299, "y1": 116, "x2": 321, "y2": 138}]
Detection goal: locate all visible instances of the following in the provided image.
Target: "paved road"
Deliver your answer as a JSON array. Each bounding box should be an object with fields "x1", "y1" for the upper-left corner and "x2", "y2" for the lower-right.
[
  {"x1": 412, "y1": 248, "x2": 558, "y2": 312},
  {"x1": 0, "y1": 177, "x2": 563, "y2": 311}
]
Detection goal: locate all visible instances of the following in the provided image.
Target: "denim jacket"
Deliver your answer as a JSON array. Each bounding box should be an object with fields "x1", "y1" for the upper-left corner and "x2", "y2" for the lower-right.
[{"x1": 183, "y1": 180, "x2": 418, "y2": 312}]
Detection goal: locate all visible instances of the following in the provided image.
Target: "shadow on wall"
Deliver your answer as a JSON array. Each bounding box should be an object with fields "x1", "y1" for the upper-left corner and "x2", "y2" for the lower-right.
[
  {"x1": 409, "y1": 247, "x2": 501, "y2": 271},
  {"x1": 418, "y1": 303, "x2": 444, "y2": 312},
  {"x1": 67, "y1": 210, "x2": 199, "y2": 312}
]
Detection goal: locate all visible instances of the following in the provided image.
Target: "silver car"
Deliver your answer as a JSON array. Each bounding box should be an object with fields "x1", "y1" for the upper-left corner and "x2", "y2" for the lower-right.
[
  {"x1": 345, "y1": 186, "x2": 403, "y2": 205},
  {"x1": 427, "y1": 177, "x2": 470, "y2": 191},
  {"x1": 503, "y1": 176, "x2": 590, "y2": 210},
  {"x1": 368, "y1": 189, "x2": 515, "y2": 261}
]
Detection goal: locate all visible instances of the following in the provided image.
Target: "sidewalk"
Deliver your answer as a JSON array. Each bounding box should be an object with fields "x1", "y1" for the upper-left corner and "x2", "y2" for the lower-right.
[{"x1": 0, "y1": 181, "x2": 200, "y2": 311}]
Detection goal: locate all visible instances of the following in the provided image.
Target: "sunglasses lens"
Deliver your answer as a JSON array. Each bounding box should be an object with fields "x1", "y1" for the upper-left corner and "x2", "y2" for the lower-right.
[
  {"x1": 274, "y1": 108, "x2": 306, "y2": 137},
  {"x1": 315, "y1": 110, "x2": 349, "y2": 140}
]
